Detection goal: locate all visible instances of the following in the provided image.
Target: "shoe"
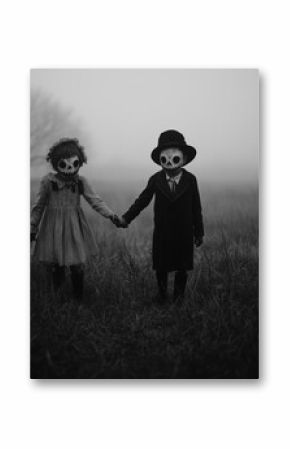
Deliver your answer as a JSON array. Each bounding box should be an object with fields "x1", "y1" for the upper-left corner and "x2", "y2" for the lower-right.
[
  {"x1": 173, "y1": 293, "x2": 185, "y2": 306},
  {"x1": 153, "y1": 292, "x2": 168, "y2": 305}
]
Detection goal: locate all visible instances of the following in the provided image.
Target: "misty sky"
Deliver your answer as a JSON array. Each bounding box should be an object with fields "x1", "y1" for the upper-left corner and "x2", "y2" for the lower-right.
[{"x1": 31, "y1": 69, "x2": 258, "y2": 186}]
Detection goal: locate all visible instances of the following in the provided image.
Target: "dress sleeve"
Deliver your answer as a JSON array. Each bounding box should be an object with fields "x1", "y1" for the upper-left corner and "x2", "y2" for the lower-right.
[
  {"x1": 81, "y1": 177, "x2": 114, "y2": 218},
  {"x1": 31, "y1": 176, "x2": 50, "y2": 233}
]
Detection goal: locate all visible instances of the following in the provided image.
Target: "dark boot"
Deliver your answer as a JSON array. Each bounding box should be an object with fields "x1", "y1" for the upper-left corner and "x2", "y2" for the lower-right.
[
  {"x1": 155, "y1": 271, "x2": 168, "y2": 304},
  {"x1": 70, "y1": 265, "x2": 84, "y2": 302},
  {"x1": 173, "y1": 271, "x2": 187, "y2": 304},
  {"x1": 52, "y1": 265, "x2": 65, "y2": 293}
]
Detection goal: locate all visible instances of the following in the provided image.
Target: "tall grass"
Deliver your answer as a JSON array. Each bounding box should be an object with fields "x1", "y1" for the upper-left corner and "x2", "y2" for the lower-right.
[{"x1": 31, "y1": 183, "x2": 258, "y2": 378}]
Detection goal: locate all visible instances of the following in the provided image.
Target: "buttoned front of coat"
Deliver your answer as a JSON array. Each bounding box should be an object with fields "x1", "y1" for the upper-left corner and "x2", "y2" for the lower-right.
[{"x1": 123, "y1": 169, "x2": 204, "y2": 272}]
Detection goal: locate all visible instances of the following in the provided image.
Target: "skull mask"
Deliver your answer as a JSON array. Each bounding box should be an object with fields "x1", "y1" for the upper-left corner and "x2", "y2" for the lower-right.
[
  {"x1": 56, "y1": 155, "x2": 80, "y2": 177},
  {"x1": 159, "y1": 148, "x2": 185, "y2": 171}
]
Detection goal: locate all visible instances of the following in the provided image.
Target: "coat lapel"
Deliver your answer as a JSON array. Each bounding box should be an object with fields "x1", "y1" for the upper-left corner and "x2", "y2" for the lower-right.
[
  {"x1": 156, "y1": 170, "x2": 173, "y2": 200},
  {"x1": 173, "y1": 170, "x2": 191, "y2": 201},
  {"x1": 155, "y1": 170, "x2": 191, "y2": 202}
]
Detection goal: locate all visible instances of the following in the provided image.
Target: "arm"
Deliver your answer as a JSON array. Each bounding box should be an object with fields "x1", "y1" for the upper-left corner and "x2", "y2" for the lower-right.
[
  {"x1": 122, "y1": 176, "x2": 155, "y2": 224},
  {"x1": 81, "y1": 177, "x2": 114, "y2": 219},
  {"x1": 192, "y1": 177, "x2": 204, "y2": 239},
  {"x1": 31, "y1": 176, "x2": 50, "y2": 237}
]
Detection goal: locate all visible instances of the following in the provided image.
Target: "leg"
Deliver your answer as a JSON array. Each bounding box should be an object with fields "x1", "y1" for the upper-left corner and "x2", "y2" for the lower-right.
[
  {"x1": 52, "y1": 265, "x2": 65, "y2": 293},
  {"x1": 173, "y1": 271, "x2": 188, "y2": 303},
  {"x1": 155, "y1": 271, "x2": 168, "y2": 303},
  {"x1": 70, "y1": 265, "x2": 84, "y2": 301}
]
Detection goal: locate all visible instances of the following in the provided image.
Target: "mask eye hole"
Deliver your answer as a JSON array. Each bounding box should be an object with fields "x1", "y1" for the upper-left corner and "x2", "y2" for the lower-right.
[
  {"x1": 73, "y1": 159, "x2": 79, "y2": 168},
  {"x1": 173, "y1": 156, "x2": 180, "y2": 164},
  {"x1": 160, "y1": 156, "x2": 167, "y2": 164},
  {"x1": 58, "y1": 160, "x2": 66, "y2": 170}
]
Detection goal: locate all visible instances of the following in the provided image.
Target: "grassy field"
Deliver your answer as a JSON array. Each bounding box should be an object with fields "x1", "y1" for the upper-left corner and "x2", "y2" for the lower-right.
[{"x1": 31, "y1": 180, "x2": 259, "y2": 379}]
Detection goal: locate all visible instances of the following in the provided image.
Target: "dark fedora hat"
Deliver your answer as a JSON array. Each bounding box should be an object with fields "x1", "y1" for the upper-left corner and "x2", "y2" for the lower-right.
[{"x1": 151, "y1": 130, "x2": 197, "y2": 165}]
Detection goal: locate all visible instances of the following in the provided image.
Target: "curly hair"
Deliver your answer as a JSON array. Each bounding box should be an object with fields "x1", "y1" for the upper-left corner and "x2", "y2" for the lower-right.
[{"x1": 46, "y1": 138, "x2": 87, "y2": 170}]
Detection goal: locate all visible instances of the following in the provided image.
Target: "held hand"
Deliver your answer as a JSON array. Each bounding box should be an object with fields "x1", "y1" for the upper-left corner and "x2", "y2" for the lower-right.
[
  {"x1": 117, "y1": 216, "x2": 128, "y2": 228},
  {"x1": 194, "y1": 236, "x2": 203, "y2": 247},
  {"x1": 110, "y1": 214, "x2": 120, "y2": 226},
  {"x1": 110, "y1": 215, "x2": 128, "y2": 228}
]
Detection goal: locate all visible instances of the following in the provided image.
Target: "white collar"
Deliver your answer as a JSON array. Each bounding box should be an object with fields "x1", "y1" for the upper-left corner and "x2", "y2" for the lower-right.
[
  {"x1": 165, "y1": 171, "x2": 183, "y2": 184},
  {"x1": 48, "y1": 172, "x2": 80, "y2": 189}
]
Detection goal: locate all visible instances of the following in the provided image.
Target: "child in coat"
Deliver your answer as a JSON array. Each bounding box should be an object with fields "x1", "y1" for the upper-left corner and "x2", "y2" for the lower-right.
[
  {"x1": 118, "y1": 130, "x2": 204, "y2": 304},
  {"x1": 31, "y1": 138, "x2": 118, "y2": 301}
]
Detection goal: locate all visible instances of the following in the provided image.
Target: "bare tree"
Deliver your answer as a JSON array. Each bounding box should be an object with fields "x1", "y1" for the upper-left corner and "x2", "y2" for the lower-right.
[{"x1": 30, "y1": 89, "x2": 88, "y2": 171}]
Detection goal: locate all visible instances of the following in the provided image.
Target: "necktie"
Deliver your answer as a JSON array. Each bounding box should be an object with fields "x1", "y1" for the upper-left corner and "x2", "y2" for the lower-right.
[{"x1": 170, "y1": 179, "x2": 176, "y2": 193}]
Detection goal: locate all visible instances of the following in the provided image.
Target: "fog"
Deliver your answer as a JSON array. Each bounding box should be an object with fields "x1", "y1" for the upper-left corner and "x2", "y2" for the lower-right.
[{"x1": 31, "y1": 69, "x2": 258, "y2": 188}]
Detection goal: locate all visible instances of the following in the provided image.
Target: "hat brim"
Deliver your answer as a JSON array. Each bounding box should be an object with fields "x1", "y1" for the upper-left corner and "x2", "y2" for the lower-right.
[{"x1": 151, "y1": 144, "x2": 197, "y2": 165}]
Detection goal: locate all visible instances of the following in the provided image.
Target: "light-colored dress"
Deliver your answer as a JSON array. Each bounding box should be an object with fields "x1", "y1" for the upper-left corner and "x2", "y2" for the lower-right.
[{"x1": 31, "y1": 173, "x2": 114, "y2": 266}]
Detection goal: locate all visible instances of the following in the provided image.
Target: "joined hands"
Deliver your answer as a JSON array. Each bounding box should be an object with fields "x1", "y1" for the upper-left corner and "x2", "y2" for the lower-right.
[{"x1": 110, "y1": 215, "x2": 128, "y2": 228}]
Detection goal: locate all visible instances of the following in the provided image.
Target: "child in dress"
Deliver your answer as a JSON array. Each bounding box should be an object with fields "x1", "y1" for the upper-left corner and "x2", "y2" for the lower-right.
[{"x1": 31, "y1": 138, "x2": 118, "y2": 301}]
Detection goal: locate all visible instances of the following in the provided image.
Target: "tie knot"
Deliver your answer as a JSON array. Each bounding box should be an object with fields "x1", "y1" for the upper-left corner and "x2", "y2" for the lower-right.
[{"x1": 170, "y1": 179, "x2": 176, "y2": 193}]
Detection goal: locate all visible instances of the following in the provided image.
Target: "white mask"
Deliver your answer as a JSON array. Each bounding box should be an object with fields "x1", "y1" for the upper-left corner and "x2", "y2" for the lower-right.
[
  {"x1": 56, "y1": 155, "x2": 80, "y2": 177},
  {"x1": 159, "y1": 148, "x2": 185, "y2": 170}
]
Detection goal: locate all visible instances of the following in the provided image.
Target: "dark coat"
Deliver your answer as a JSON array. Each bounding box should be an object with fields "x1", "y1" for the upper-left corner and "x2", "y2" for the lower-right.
[{"x1": 123, "y1": 169, "x2": 204, "y2": 272}]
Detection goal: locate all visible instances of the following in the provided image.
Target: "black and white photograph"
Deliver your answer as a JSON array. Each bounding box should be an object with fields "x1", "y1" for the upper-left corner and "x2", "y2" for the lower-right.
[
  {"x1": 4, "y1": 0, "x2": 290, "y2": 448},
  {"x1": 30, "y1": 68, "x2": 259, "y2": 379}
]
